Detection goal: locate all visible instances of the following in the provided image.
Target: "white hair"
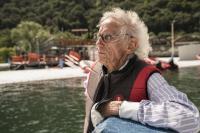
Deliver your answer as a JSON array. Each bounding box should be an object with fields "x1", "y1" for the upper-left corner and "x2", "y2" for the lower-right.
[{"x1": 98, "y1": 8, "x2": 151, "y2": 59}]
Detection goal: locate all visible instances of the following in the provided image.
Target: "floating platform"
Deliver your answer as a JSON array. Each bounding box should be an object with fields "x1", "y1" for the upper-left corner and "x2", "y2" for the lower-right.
[
  {"x1": 0, "y1": 67, "x2": 87, "y2": 85},
  {"x1": 0, "y1": 63, "x2": 9, "y2": 69},
  {"x1": 157, "y1": 57, "x2": 200, "y2": 68}
]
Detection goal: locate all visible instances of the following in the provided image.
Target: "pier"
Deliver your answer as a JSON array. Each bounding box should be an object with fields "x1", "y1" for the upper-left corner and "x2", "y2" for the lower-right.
[
  {"x1": 0, "y1": 67, "x2": 87, "y2": 85},
  {"x1": 157, "y1": 57, "x2": 200, "y2": 68}
]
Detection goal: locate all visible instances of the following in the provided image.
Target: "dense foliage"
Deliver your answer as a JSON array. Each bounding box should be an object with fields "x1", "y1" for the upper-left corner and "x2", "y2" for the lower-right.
[{"x1": 0, "y1": 0, "x2": 199, "y2": 34}]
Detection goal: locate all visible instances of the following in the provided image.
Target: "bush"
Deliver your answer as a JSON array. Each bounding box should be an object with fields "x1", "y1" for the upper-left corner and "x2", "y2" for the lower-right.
[{"x1": 0, "y1": 47, "x2": 15, "y2": 63}]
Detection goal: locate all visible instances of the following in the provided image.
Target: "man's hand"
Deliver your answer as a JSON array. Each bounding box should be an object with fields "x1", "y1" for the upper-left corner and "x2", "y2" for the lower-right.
[{"x1": 98, "y1": 101, "x2": 122, "y2": 117}]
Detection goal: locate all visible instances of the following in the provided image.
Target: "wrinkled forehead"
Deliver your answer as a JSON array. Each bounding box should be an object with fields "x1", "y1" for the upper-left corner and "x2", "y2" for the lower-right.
[{"x1": 98, "y1": 18, "x2": 121, "y2": 34}]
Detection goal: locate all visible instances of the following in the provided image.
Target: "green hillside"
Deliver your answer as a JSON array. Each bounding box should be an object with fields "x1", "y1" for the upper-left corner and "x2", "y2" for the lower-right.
[{"x1": 0, "y1": 0, "x2": 199, "y2": 33}]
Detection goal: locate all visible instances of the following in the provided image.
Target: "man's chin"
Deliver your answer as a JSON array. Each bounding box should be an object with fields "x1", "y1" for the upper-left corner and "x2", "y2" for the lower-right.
[
  {"x1": 98, "y1": 59, "x2": 103, "y2": 64},
  {"x1": 98, "y1": 59, "x2": 106, "y2": 65}
]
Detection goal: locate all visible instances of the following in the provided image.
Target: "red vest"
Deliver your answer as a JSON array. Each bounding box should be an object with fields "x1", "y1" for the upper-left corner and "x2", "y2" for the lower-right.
[{"x1": 129, "y1": 65, "x2": 160, "y2": 101}]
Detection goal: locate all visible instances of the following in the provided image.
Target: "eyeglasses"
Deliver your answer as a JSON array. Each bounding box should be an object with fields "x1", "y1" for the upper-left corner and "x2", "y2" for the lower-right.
[{"x1": 96, "y1": 33, "x2": 133, "y2": 43}]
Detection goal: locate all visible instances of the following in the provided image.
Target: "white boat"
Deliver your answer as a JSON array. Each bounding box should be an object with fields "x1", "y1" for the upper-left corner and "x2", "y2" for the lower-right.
[{"x1": 178, "y1": 44, "x2": 200, "y2": 60}]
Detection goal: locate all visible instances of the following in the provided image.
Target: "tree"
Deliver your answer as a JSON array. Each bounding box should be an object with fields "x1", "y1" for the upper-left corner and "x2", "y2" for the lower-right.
[{"x1": 11, "y1": 21, "x2": 53, "y2": 53}]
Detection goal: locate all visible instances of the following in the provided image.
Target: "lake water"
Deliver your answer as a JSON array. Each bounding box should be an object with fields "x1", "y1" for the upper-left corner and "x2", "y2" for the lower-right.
[{"x1": 0, "y1": 67, "x2": 200, "y2": 133}]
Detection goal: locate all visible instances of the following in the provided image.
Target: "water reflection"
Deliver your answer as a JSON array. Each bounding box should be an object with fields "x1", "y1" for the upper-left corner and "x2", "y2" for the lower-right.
[{"x1": 0, "y1": 67, "x2": 200, "y2": 133}]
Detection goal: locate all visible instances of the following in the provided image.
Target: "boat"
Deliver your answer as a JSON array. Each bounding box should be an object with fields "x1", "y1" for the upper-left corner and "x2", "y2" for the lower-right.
[
  {"x1": 64, "y1": 50, "x2": 94, "y2": 73},
  {"x1": 178, "y1": 44, "x2": 200, "y2": 60},
  {"x1": 144, "y1": 57, "x2": 178, "y2": 71},
  {"x1": 196, "y1": 54, "x2": 200, "y2": 60},
  {"x1": 64, "y1": 50, "x2": 80, "y2": 68},
  {"x1": 79, "y1": 60, "x2": 94, "y2": 73}
]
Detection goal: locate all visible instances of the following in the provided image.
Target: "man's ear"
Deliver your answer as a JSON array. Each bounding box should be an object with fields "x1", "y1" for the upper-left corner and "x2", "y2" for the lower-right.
[{"x1": 127, "y1": 38, "x2": 138, "y2": 54}]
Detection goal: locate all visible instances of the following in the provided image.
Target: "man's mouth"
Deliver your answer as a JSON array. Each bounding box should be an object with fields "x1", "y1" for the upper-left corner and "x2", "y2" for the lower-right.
[
  {"x1": 97, "y1": 49, "x2": 105, "y2": 55},
  {"x1": 98, "y1": 51, "x2": 105, "y2": 55}
]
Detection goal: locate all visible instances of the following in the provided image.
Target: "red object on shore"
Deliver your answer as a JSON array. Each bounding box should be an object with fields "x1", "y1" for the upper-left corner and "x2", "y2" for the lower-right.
[
  {"x1": 28, "y1": 53, "x2": 40, "y2": 62},
  {"x1": 11, "y1": 56, "x2": 23, "y2": 63}
]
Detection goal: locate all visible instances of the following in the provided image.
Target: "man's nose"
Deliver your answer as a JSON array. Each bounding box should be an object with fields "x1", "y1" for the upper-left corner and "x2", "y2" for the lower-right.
[{"x1": 96, "y1": 37, "x2": 104, "y2": 46}]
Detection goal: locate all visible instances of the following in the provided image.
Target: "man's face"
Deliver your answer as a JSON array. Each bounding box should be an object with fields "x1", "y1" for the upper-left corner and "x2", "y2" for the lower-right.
[{"x1": 96, "y1": 21, "x2": 129, "y2": 70}]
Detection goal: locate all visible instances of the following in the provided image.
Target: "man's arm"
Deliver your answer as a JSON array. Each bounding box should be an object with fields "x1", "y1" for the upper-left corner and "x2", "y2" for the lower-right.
[{"x1": 119, "y1": 73, "x2": 200, "y2": 133}]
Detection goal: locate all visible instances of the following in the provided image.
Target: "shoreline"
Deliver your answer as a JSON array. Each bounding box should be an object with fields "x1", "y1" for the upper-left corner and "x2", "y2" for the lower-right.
[{"x1": 0, "y1": 57, "x2": 200, "y2": 85}]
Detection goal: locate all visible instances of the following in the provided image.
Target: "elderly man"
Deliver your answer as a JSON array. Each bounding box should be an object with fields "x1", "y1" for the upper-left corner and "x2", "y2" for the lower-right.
[{"x1": 84, "y1": 8, "x2": 200, "y2": 133}]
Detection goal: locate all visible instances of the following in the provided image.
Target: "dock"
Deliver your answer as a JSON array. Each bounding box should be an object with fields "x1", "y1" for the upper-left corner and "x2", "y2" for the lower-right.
[
  {"x1": 158, "y1": 57, "x2": 200, "y2": 68},
  {"x1": 0, "y1": 67, "x2": 87, "y2": 85},
  {"x1": 0, "y1": 63, "x2": 9, "y2": 70}
]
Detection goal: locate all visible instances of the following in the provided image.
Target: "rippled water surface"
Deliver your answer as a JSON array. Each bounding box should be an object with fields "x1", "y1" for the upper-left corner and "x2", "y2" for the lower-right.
[
  {"x1": 163, "y1": 67, "x2": 200, "y2": 109},
  {"x1": 0, "y1": 67, "x2": 200, "y2": 133},
  {"x1": 0, "y1": 78, "x2": 85, "y2": 133}
]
